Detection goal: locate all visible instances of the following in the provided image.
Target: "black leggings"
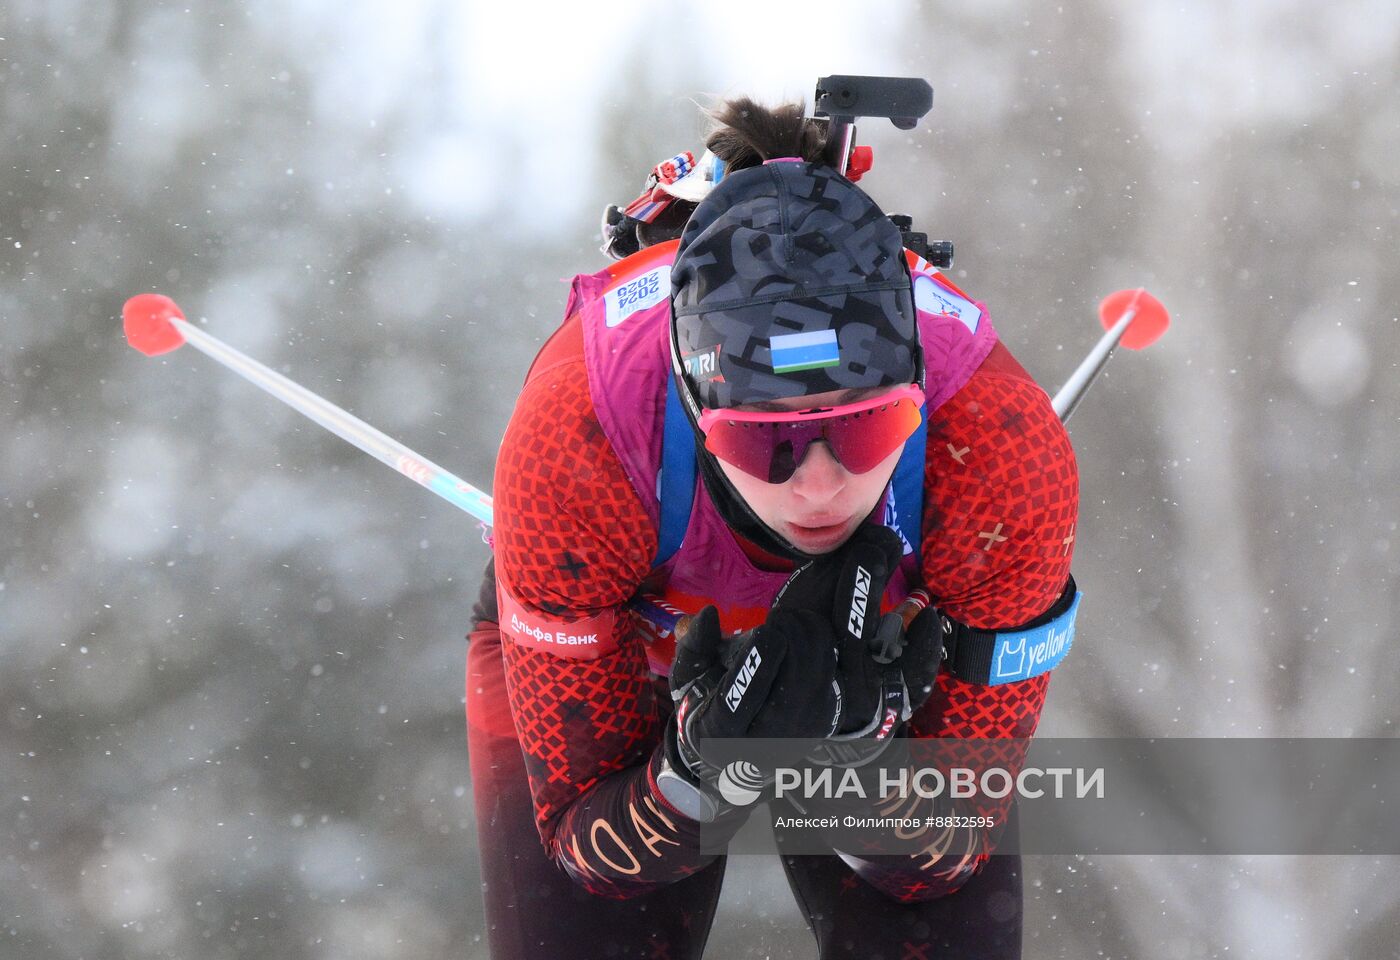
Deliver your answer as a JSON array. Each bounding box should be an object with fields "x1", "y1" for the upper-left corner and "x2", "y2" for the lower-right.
[
  {"x1": 772, "y1": 795, "x2": 1022, "y2": 959},
  {"x1": 467, "y1": 617, "x2": 1022, "y2": 959}
]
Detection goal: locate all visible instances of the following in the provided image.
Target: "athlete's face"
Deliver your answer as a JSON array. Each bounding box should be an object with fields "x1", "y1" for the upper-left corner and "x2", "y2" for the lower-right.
[{"x1": 714, "y1": 386, "x2": 907, "y2": 555}]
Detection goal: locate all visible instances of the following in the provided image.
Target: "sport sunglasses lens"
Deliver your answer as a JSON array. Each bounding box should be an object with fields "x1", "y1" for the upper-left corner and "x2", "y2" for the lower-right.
[
  {"x1": 702, "y1": 421, "x2": 817, "y2": 483},
  {"x1": 825, "y1": 401, "x2": 924, "y2": 473},
  {"x1": 703, "y1": 398, "x2": 923, "y2": 483}
]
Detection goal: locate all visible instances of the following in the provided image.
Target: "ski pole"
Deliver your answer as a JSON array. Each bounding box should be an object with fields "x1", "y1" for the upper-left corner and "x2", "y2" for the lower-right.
[
  {"x1": 1052, "y1": 288, "x2": 1169, "y2": 421},
  {"x1": 119, "y1": 294, "x2": 701, "y2": 641},
  {"x1": 122, "y1": 294, "x2": 495, "y2": 527},
  {"x1": 122, "y1": 288, "x2": 1166, "y2": 643}
]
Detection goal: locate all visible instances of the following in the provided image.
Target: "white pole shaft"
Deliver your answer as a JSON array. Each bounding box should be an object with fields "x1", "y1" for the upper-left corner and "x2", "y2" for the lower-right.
[
  {"x1": 169, "y1": 316, "x2": 494, "y2": 526},
  {"x1": 1051, "y1": 303, "x2": 1138, "y2": 422}
]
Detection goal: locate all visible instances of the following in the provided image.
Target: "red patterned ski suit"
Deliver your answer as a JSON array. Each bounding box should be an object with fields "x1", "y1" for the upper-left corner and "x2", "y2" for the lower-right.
[{"x1": 466, "y1": 283, "x2": 1077, "y2": 958}]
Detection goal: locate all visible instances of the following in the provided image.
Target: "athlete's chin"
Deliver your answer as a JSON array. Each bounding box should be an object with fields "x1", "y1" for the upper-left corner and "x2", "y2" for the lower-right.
[{"x1": 784, "y1": 516, "x2": 860, "y2": 554}]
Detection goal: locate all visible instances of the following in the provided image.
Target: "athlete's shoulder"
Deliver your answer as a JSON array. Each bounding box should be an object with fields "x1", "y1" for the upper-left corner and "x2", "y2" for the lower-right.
[
  {"x1": 597, "y1": 240, "x2": 678, "y2": 323},
  {"x1": 494, "y1": 334, "x2": 656, "y2": 657},
  {"x1": 927, "y1": 339, "x2": 1074, "y2": 479},
  {"x1": 918, "y1": 338, "x2": 1077, "y2": 628},
  {"x1": 561, "y1": 240, "x2": 679, "y2": 338},
  {"x1": 526, "y1": 240, "x2": 679, "y2": 383},
  {"x1": 969, "y1": 339, "x2": 1051, "y2": 391},
  {"x1": 492, "y1": 372, "x2": 655, "y2": 657}
]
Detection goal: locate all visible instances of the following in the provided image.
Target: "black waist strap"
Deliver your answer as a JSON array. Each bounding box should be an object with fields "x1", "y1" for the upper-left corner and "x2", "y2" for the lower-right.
[{"x1": 941, "y1": 575, "x2": 1081, "y2": 686}]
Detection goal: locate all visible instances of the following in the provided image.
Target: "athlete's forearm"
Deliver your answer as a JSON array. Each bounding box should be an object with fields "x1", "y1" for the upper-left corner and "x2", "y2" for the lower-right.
[
  {"x1": 539, "y1": 741, "x2": 750, "y2": 899},
  {"x1": 494, "y1": 609, "x2": 755, "y2": 898}
]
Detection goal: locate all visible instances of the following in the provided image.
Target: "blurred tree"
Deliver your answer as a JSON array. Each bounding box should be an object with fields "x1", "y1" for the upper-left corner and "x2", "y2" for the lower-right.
[{"x1": 3, "y1": 2, "x2": 1397, "y2": 958}]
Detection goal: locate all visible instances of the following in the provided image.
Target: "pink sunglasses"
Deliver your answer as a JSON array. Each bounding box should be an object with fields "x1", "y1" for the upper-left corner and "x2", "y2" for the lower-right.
[{"x1": 696, "y1": 384, "x2": 926, "y2": 484}]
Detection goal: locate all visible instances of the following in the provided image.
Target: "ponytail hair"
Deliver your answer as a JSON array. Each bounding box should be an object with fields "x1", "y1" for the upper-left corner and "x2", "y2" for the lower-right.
[
  {"x1": 703, "y1": 98, "x2": 829, "y2": 172},
  {"x1": 627, "y1": 97, "x2": 831, "y2": 253}
]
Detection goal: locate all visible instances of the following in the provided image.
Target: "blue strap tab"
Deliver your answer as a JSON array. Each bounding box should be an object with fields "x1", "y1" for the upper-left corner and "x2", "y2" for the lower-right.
[
  {"x1": 986, "y1": 590, "x2": 1081, "y2": 684},
  {"x1": 655, "y1": 375, "x2": 697, "y2": 567},
  {"x1": 887, "y1": 405, "x2": 927, "y2": 553},
  {"x1": 942, "y1": 581, "x2": 1081, "y2": 686}
]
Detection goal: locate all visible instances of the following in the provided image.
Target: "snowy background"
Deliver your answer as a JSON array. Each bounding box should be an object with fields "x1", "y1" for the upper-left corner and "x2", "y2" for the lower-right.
[{"x1": 3, "y1": 1, "x2": 1399, "y2": 957}]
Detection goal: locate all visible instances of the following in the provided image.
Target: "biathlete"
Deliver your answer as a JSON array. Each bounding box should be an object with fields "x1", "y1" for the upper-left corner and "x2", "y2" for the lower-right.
[{"x1": 465, "y1": 97, "x2": 1079, "y2": 959}]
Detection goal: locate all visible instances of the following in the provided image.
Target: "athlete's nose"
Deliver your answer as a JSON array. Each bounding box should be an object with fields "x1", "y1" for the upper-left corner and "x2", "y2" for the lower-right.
[{"x1": 788, "y1": 440, "x2": 847, "y2": 500}]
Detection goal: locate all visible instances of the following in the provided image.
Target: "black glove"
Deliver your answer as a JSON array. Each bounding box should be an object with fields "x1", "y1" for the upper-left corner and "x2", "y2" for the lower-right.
[
  {"x1": 774, "y1": 525, "x2": 903, "y2": 731},
  {"x1": 656, "y1": 604, "x2": 843, "y2": 821},
  {"x1": 774, "y1": 525, "x2": 946, "y2": 766}
]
